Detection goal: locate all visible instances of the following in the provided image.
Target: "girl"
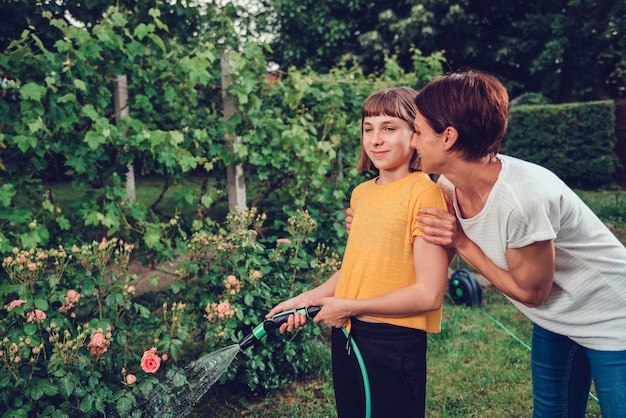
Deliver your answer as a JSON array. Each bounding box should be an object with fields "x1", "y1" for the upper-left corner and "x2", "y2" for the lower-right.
[{"x1": 266, "y1": 87, "x2": 450, "y2": 418}]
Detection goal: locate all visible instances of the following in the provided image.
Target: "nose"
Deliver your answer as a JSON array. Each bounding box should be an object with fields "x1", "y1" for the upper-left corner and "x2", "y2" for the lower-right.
[{"x1": 369, "y1": 130, "x2": 383, "y2": 145}]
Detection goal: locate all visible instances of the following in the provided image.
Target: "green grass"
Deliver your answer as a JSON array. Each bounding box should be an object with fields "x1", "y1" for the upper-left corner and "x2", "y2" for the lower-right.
[{"x1": 191, "y1": 288, "x2": 602, "y2": 417}]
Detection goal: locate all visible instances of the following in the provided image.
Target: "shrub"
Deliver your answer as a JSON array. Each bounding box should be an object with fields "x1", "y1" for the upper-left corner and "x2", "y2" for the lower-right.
[
  {"x1": 0, "y1": 208, "x2": 338, "y2": 416},
  {"x1": 505, "y1": 100, "x2": 621, "y2": 190}
]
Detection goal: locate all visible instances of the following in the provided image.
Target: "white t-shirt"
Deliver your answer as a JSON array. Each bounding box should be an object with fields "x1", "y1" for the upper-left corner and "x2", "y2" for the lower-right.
[{"x1": 439, "y1": 154, "x2": 626, "y2": 350}]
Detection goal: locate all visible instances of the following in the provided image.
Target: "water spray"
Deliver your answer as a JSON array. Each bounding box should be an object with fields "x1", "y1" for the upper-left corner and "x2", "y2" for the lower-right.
[
  {"x1": 238, "y1": 305, "x2": 322, "y2": 350},
  {"x1": 128, "y1": 306, "x2": 324, "y2": 418}
]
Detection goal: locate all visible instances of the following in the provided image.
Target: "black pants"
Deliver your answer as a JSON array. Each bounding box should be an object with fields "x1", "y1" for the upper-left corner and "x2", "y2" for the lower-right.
[{"x1": 331, "y1": 318, "x2": 427, "y2": 418}]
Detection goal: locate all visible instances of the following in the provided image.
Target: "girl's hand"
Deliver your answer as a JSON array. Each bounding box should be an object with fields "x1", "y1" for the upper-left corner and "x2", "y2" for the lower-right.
[
  {"x1": 314, "y1": 297, "x2": 351, "y2": 328},
  {"x1": 266, "y1": 297, "x2": 312, "y2": 333}
]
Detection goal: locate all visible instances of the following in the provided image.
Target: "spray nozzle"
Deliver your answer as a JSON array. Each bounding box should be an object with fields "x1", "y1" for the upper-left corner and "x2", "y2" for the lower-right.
[{"x1": 238, "y1": 305, "x2": 321, "y2": 351}]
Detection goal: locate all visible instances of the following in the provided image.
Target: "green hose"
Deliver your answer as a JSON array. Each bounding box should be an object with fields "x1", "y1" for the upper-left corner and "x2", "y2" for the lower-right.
[{"x1": 342, "y1": 327, "x2": 371, "y2": 418}]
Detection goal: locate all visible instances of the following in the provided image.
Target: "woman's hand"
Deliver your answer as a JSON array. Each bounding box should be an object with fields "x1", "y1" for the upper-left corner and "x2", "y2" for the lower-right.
[
  {"x1": 345, "y1": 207, "x2": 354, "y2": 234},
  {"x1": 415, "y1": 204, "x2": 465, "y2": 249}
]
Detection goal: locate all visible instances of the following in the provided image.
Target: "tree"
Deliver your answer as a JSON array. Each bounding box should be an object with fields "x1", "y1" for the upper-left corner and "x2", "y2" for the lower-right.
[{"x1": 267, "y1": 0, "x2": 626, "y2": 102}]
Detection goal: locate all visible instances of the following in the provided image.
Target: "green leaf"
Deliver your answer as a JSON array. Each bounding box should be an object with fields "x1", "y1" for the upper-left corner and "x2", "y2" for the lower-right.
[
  {"x1": 0, "y1": 184, "x2": 16, "y2": 207},
  {"x1": 79, "y1": 394, "x2": 94, "y2": 413},
  {"x1": 244, "y1": 293, "x2": 254, "y2": 306},
  {"x1": 14, "y1": 135, "x2": 37, "y2": 152},
  {"x1": 58, "y1": 376, "x2": 74, "y2": 399},
  {"x1": 20, "y1": 82, "x2": 46, "y2": 101},
  {"x1": 34, "y1": 298, "x2": 49, "y2": 310},
  {"x1": 56, "y1": 93, "x2": 76, "y2": 104},
  {"x1": 170, "y1": 338, "x2": 183, "y2": 361},
  {"x1": 73, "y1": 79, "x2": 87, "y2": 92},
  {"x1": 133, "y1": 23, "x2": 154, "y2": 40},
  {"x1": 116, "y1": 395, "x2": 134, "y2": 416},
  {"x1": 84, "y1": 131, "x2": 105, "y2": 151},
  {"x1": 38, "y1": 380, "x2": 59, "y2": 396},
  {"x1": 30, "y1": 383, "x2": 44, "y2": 401},
  {"x1": 148, "y1": 33, "x2": 166, "y2": 53},
  {"x1": 144, "y1": 224, "x2": 162, "y2": 249},
  {"x1": 56, "y1": 216, "x2": 71, "y2": 231}
]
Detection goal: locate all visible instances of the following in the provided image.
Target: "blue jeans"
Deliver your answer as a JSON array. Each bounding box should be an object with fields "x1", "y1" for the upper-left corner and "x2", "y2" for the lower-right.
[{"x1": 531, "y1": 324, "x2": 626, "y2": 418}]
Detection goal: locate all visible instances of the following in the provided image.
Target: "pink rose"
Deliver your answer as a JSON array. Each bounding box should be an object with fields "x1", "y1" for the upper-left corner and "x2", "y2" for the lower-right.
[
  {"x1": 252, "y1": 270, "x2": 262, "y2": 279},
  {"x1": 7, "y1": 299, "x2": 26, "y2": 312},
  {"x1": 217, "y1": 301, "x2": 230, "y2": 314},
  {"x1": 65, "y1": 290, "x2": 80, "y2": 304},
  {"x1": 88, "y1": 330, "x2": 109, "y2": 356},
  {"x1": 125, "y1": 374, "x2": 137, "y2": 385},
  {"x1": 141, "y1": 348, "x2": 161, "y2": 373},
  {"x1": 26, "y1": 309, "x2": 46, "y2": 323}
]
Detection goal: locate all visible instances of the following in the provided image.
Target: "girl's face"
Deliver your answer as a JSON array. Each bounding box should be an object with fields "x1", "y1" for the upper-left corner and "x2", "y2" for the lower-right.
[
  {"x1": 362, "y1": 115, "x2": 415, "y2": 180},
  {"x1": 411, "y1": 110, "x2": 445, "y2": 174}
]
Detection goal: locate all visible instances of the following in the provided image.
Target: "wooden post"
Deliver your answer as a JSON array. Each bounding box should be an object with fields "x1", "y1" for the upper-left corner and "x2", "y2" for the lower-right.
[
  {"x1": 221, "y1": 49, "x2": 247, "y2": 212},
  {"x1": 113, "y1": 74, "x2": 136, "y2": 202}
]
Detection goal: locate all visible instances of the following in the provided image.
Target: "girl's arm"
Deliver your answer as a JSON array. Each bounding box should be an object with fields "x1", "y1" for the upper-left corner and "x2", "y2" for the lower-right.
[
  {"x1": 265, "y1": 270, "x2": 340, "y2": 332},
  {"x1": 311, "y1": 237, "x2": 449, "y2": 328}
]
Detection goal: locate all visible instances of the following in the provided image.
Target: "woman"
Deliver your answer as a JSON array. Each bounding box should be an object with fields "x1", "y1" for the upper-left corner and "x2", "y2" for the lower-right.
[{"x1": 413, "y1": 69, "x2": 626, "y2": 417}]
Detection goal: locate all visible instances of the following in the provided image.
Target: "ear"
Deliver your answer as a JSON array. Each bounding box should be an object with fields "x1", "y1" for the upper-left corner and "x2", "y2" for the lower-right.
[{"x1": 442, "y1": 126, "x2": 459, "y2": 151}]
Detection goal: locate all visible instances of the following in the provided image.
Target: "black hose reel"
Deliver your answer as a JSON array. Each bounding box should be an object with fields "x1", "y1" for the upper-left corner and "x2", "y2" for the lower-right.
[{"x1": 448, "y1": 269, "x2": 483, "y2": 307}]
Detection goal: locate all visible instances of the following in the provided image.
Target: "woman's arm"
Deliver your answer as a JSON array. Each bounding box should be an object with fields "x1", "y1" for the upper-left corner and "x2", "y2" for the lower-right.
[{"x1": 417, "y1": 207, "x2": 555, "y2": 307}]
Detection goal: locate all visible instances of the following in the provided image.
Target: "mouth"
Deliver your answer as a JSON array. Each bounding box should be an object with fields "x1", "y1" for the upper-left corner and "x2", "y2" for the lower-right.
[{"x1": 370, "y1": 150, "x2": 388, "y2": 158}]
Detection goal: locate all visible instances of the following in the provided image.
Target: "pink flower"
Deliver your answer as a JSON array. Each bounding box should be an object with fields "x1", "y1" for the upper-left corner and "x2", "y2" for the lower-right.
[
  {"x1": 252, "y1": 270, "x2": 262, "y2": 279},
  {"x1": 65, "y1": 290, "x2": 80, "y2": 304},
  {"x1": 126, "y1": 285, "x2": 136, "y2": 295},
  {"x1": 26, "y1": 309, "x2": 46, "y2": 323},
  {"x1": 88, "y1": 330, "x2": 109, "y2": 356},
  {"x1": 276, "y1": 238, "x2": 292, "y2": 245},
  {"x1": 226, "y1": 275, "x2": 238, "y2": 284},
  {"x1": 217, "y1": 301, "x2": 230, "y2": 314},
  {"x1": 141, "y1": 348, "x2": 161, "y2": 373},
  {"x1": 125, "y1": 374, "x2": 137, "y2": 385},
  {"x1": 6, "y1": 299, "x2": 26, "y2": 312},
  {"x1": 27, "y1": 263, "x2": 37, "y2": 271}
]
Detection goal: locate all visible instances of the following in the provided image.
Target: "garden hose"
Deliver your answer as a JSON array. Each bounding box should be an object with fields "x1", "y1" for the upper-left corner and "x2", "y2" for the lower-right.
[
  {"x1": 446, "y1": 268, "x2": 599, "y2": 404},
  {"x1": 342, "y1": 327, "x2": 372, "y2": 418},
  {"x1": 238, "y1": 305, "x2": 321, "y2": 350}
]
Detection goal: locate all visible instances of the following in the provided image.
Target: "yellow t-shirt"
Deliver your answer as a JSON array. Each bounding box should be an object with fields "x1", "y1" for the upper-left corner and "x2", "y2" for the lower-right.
[{"x1": 335, "y1": 172, "x2": 447, "y2": 333}]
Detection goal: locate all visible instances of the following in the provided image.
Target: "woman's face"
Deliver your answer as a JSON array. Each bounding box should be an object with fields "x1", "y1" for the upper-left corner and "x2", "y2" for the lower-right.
[
  {"x1": 362, "y1": 115, "x2": 415, "y2": 176},
  {"x1": 411, "y1": 110, "x2": 446, "y2": 174}
]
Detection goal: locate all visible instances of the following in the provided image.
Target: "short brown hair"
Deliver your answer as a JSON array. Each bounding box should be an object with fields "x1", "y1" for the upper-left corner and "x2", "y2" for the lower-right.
[
  {"x1": 357, "y1": 87, "x2": 421, "y2": 172},
  {"x1": 414, "y1": 70, "x2": 509, "y2": 160}
]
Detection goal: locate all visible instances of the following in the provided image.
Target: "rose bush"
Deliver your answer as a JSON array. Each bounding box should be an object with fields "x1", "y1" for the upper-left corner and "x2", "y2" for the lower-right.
[{"x1": 0, "y1": 208, "x2": 340, "y2": 416}]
